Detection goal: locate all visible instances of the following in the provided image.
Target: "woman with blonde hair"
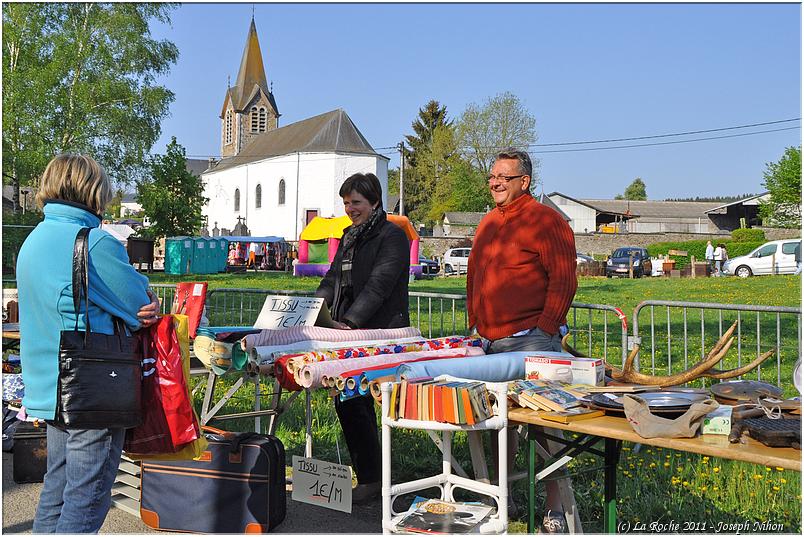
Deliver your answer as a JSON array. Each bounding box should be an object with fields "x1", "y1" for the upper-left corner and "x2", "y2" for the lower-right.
[{"x1": 17, "y1": 154, "x2": 160, "y2": 533}]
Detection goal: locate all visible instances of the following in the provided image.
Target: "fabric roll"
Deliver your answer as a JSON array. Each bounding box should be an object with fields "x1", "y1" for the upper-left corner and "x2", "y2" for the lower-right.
[
  {"x1": 394, "y1": 351, "x2": 533, "y2": 383},
  {"x1": 248, "y1": 336, "x2": 426, "y2": 365},
  {"x1": 297, "y1": 347, "x2": 485, "y2": 389},
  {"x1": 285, "y1": 335, "x2": 485, "y2": 373},
  {"x1": 241, "y1": 326, "x2": 422, "y2": 352},
  {"x1": 274, "y1": 354, "x2": 302, "y2": 391}
]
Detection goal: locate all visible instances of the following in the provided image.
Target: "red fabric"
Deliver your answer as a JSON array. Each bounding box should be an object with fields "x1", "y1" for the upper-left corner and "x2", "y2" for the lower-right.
[
  {"x1": 172, "y1": 282, "x2": 207, "y2": 338},
  {"x1": 467, "y1": 194, "x2": 577, "y2": 340},
  {"x1": 274, "y1": 354, "x2": 302, "y2": 391},
  {"x1": 124, "y1": 316, "x2": 199, "y2": 454}
]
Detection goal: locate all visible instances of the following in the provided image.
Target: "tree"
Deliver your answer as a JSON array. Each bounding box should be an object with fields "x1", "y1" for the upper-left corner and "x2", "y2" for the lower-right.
[
  {"x1": 2, "y1": 3, "x2": 178, "y2": 209},
  {"x1": 409, "y1": 124, "x2": 459, "y2": 224},
  {"x1": 405, "y1": 100, "x2": 452, "y2": 168},
  {"x1": 759, "y1": 146, "x2": 801, "y2": 228},
  {"x1": 456, "y1": 92, "x2": 538, "y2": 178},
  {"x1": 136, "y1": 138, "x2": 207, "y2": 239},
  {"x1": 426, "y1": 159, "x2": 492, "y2": 223},
  {"x1": 616, "y1": 177, "x2": 647, "y2": 200}
]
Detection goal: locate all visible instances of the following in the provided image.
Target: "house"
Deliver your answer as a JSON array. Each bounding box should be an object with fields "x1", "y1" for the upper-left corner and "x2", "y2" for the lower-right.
[
  {"x1": 437, "y1": 194, "x2": 570, "y2": 237},
  {"x1": 201, "y1": 19, "x2": 388, "y2": 240},
  {"x1": 548, "y1": 192, "x2": 730, "y2": 234}
]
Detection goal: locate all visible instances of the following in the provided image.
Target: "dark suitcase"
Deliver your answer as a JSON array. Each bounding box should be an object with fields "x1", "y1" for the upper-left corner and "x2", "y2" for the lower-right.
[
  {"x1": 13, "y1": 420, "x2": 48, "y2": 483},
  {"x1": 140, "y1": 427, "x2": 286, "y2": 533}
]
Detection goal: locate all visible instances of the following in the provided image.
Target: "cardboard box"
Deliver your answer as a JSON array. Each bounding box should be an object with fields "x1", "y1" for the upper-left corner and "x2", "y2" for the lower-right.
[
  {"x1": 702, "y1": 405, "x2": 732, "y2": 435},
  {"x1": 525, "y1": 352, "x2": 605, "y2": 386}
]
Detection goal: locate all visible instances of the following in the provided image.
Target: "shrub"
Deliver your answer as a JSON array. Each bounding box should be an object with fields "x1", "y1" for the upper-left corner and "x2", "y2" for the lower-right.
[{"x1": 731, "y1": 228, "x2": 766, "y2": 243}]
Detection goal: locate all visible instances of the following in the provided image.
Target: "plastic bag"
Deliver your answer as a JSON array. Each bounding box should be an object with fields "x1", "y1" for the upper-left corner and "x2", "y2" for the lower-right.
[
  {"x1": 124, "y1": 315, "x2": 199, "y2": 455},
  {"x1": 171, "y1": 282, "x2": 207, "y2": 338}
]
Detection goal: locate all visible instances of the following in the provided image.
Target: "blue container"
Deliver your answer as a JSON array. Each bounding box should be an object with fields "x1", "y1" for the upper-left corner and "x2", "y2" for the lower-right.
[
  {"x1": 190, "y1": 237, "x2": 208, "y2": 274},
  {"x1": 216, "y1": 237, "x2": 229, "y2": 271}
]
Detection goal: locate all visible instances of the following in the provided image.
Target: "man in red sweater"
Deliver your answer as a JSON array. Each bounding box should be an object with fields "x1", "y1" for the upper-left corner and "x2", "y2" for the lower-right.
[{"x1": 467, "y1": 148, "x2": 577, "y2": 532}]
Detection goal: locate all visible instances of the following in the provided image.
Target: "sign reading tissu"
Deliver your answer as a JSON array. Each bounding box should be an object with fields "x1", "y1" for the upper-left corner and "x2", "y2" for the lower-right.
[
  {"x1": 291, "y1": 456, "x2": 352, "y2": 513},
  {"x1": 253, "y1": 295, "x2": 334, "y2": 329}
]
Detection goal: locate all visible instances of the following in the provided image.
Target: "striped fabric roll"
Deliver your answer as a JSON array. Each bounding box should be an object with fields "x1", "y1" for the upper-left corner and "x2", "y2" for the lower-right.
[{"x1": 241, "y1": 326, "x2": 422, "y2": 352}]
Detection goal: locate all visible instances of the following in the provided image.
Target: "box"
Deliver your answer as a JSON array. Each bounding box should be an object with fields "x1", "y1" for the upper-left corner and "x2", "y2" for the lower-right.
[
  {"x1": 702, "y1": 405, "x2": 732, "y2": 435},
  {"x1": 13, "y1": 420, "x2": 47, "y2": 483},
  {"x1": 524, "y1": 352, "x2": 605, "y2": 386}
]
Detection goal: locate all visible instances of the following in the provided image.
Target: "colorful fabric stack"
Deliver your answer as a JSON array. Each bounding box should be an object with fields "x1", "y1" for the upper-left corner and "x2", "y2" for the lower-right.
[{"x1": 240, "y1": 326, "x2": 422, "y2": 353}]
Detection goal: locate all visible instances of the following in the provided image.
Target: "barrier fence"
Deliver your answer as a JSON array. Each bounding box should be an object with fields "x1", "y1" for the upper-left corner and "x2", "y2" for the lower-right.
[{"x1": 632, "y1": 300, "x2": 802, "y2": 387}]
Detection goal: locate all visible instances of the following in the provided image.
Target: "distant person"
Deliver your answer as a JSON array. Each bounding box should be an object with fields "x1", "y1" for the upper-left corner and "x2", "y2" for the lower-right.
[
  {"x1": 713, "y1": 243, "x2": 727, "y2": 276},
  {"x1": 794, "y1": 242, "x2": 802, "y2": 275},
  {"x1": 315, "y1": 172, "x2": 410, "y2": 504},
  {"x1": 467, "y1": 148, "x2": 577, "y2": 532},
  {"x1": 17, "y1": 154, "x2": 160, "y2": 533},
  {"x1": 705, "y1": 240, "x2": 714, "y2": 276}
]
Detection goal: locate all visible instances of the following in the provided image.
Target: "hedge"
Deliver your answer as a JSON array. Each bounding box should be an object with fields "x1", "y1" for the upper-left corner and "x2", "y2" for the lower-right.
[
  {"x1": 731, "y1": 228, "x2": 766, "y2": 243},
  {"x1": 646, "y1": 239, "x2": 765, "y2": 269}
]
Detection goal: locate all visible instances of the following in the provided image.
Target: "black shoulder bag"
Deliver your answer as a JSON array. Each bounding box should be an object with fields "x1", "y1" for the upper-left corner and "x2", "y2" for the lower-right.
[{"x1": 56, "y1": 227, "x2": 143, "y2": 429}]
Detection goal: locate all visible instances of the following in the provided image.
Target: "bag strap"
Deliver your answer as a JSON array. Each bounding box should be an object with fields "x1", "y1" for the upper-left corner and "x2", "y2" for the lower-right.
[{"x1": 71, "y1": 228, "x2": 91, "y2": 339}]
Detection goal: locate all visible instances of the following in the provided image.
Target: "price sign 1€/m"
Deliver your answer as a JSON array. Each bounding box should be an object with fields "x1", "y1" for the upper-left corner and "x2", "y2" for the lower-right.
[
  {"x1": 291, "y1": 456, "x2": 352, "y2": 513},
  {"x1": 253, "y1": 295, "x2": 326, "y2": 329}
]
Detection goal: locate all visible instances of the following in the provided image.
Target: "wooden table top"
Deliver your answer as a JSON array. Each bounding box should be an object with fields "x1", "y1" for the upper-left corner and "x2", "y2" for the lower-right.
[{"x1": 508, "y1": 407, "x2": 801, "y2": 472}]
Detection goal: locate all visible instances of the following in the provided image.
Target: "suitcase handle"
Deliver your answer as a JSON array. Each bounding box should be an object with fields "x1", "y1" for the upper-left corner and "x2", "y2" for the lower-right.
[{"x1": 201, "y1": 426, "x2": 262, "y2": 454}]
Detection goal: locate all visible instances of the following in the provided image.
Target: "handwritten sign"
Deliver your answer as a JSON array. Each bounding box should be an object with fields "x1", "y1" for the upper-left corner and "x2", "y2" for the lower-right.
[
  {"x1": 253, "y1": 295, "x2": 325, "y2": 329},
  {"x1": 291, "y1": 455, "x2": 352, "y2": 513}
]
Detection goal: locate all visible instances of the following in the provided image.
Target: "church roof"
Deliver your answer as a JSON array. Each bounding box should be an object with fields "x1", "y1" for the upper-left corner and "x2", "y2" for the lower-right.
[
  {"x1": 221, "y1": 18, "x2": 279, "y2": 115},
  {"x1": 210, "y1": 109, "x2": 387, "y2": 172}
]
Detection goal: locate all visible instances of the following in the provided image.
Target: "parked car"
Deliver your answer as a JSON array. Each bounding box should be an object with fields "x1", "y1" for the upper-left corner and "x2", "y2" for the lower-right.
[
  {"x1": 419, "y1": 256, "x2": 440, "y2": 276},
  {"x1": 443, "y1": 247, "x2": 471, "y2": 274},
  {"x1": 576, "y1": 252, "x2": 594, "y2": 264},
  {"x1": 721, "y1": 239, "x2": 801, "y2": 277},
  {"x1": 606, "y1": 247, "x2": 652, "y2": 278}
]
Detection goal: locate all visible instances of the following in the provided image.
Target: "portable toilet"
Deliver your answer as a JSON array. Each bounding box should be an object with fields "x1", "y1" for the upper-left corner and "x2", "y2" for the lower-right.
[
  {"x1": 205, "y1": 237, "x2": 219, "y2": 274},
  {"x1": 190, "y1": 237, "x2": 208, "y2": 274},
  {"x1": 165, "y1": 236, "x2": 193, "y2": 275},
  {"x1": 216, "y1": 237, "x2": 229, "y2": 272}
]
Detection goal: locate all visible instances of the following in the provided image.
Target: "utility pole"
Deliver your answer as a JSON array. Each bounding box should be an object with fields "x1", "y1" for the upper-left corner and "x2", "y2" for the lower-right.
[{"x1": 397, "y1": 141, "x2": 405, "y2": 216}]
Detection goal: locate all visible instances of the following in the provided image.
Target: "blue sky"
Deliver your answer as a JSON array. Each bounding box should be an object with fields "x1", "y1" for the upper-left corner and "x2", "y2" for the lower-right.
[{"x1": 150, "y1": 2, "x2": 801, "y2": 200}]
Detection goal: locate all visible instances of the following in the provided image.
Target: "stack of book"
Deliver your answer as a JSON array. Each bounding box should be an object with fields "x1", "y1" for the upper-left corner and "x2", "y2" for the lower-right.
[
  {"x1": 387, "y1": 378, "x2": 494, "y2": 425},
  {"x1": 394, "y1": 498, "x2": 494, "y2": 534},
  {"x1": 508, "y1": 379, "x2": 604, "y2": 423}
]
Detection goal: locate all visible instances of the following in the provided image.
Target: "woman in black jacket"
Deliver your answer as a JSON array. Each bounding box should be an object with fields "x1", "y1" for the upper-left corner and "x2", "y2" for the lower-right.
[{"x1": 316, "y1": 173, "x2": 410, "y2": 503}]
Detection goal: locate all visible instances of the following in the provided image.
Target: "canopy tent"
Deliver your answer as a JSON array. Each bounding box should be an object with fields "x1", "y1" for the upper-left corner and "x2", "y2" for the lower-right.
[
  {"x1": 294, "y1": 214, "x2": 422, "y2": 278},
  {"x1": 219, "y1": 235, "x2": 286, "y2": 243}
]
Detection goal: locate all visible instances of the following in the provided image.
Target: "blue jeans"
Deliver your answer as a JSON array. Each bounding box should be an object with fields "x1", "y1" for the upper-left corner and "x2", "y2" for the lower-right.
[
  {"x1": 487, "y1": 327, "x2": 563, "y2": 354},
  {"x1": 33, "y1": 424, "x2": 125, "y2": 534}
]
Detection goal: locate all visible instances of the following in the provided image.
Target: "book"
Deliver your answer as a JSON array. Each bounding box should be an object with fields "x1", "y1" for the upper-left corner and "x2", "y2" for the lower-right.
[
  {"x1": 509, "y1": 380, "x2": 583, "y2": 413},
  {"x1": 389, "y1": 383, "x2": 400, "y2": 420},
  {"x1": 395, "y1": 499, "x2": 494, "y2": 534},
  {"x1": 460, "y1": 385, "x2": 475, "y2": 426},
  {"x1": 398, "y1": 380, "x2": 408, "y2": 420},
  {"x1": 539, "y1": 407, "x2": 605, "y2": 424}
]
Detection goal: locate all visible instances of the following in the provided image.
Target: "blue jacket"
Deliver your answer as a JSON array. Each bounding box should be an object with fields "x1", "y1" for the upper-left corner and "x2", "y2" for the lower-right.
[{"x1": 16, "y1": 200, "x2": 151, "y2": 420}]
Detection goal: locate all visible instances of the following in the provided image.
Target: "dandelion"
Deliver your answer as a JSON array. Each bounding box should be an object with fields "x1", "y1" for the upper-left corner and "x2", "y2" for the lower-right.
[
  {"x1": 649, "y1": 462, "x2": 657, "y2": 469},
  {"x1": 629, "y1": 463, "x2": 635, "y2": 469},
  {"x1": 713, "y1": 467, "x2": 720, "y2": 473},
  {"x1": 753, "y1": 474, "x2": 764, "y2": 480},
  {"x1": 702, "y1": 456, "x2": 709, "y2": 464},
  {"x1": 713, "y1": 486, "x2": 719, "y2": 491},
  {"x1": 781, "y1": 478, "x2": 787, "y2": 484},
  {"x1": 682, "y1": 481, "x2": 689, "y2": 487},
  {"x1": 766, "y1": 467, "x2": 772, "y2": 472},
  {"x1": 700, "y1": 486, "x2": 707, "y2": 492},
  {"x1": 677, "y1": 467, "x2": 684, "y2": 473},
  {"x1": 664, "y1": 462, "x2": 670, "y2": 468},
  {"x1": 773, "y1": 486, "x2": 780, "y2": 492},
  {"x1": 776, "y1": 467, "x2": 784, "y2": 472}
]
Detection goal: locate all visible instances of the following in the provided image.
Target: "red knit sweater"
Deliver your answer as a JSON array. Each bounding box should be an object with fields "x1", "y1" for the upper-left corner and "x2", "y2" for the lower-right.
[{"x1": 467, "y1": 194, "x2": 578, "y2": 341}]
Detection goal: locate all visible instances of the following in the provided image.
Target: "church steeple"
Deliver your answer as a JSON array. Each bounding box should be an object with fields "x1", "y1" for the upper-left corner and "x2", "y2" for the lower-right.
[{"x1": 220, "y1": 17, "x2": 280, "y2": 158}]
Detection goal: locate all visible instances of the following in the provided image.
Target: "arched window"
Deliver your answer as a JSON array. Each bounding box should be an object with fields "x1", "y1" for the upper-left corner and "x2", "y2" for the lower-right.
[
  {"x1": 278, "y1": 179, "x2": 286, "y2": 206},
  {"x1": 234, "y1": 188, "x2": 240, "y2": 212},
  {"x1": 225, "y1": 110, "x2": 233, "y2": 145},
  {"x1": 255, "y1": 184, "x2": 262, "y2": 209},
  {"x1": 250, "y1": 107, "x2": 259, "y2": 133},
  {"x1": 258, "y1": 107, "x2": 267, "y2": 132}
]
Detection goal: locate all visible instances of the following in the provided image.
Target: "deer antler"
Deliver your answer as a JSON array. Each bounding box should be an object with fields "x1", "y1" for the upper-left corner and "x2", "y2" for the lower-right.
[{"x1": 561, "y1": 321, "x2": 774, "y2": 386}]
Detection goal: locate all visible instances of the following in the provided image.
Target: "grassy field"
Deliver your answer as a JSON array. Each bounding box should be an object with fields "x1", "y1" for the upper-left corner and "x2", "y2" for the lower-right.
[{"x1": 173, "y1": 272, "x2": 802, "y2": 533}]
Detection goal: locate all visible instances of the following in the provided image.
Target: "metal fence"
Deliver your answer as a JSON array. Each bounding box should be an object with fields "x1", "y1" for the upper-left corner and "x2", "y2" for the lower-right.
[
  {"x1": 149, "y1": 284, "x2": 628, "y2": 363},
  {"x1": 632, "y1": 300, "x2": 802, "y2": 386}
]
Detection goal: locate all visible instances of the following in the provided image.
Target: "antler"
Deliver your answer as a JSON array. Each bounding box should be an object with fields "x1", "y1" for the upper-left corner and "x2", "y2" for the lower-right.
[{"x1": 561, "y1": 321, "x2": 775, "y2": 386}]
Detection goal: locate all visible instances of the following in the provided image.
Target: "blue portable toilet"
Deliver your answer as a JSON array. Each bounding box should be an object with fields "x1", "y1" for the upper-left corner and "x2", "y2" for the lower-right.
[
  {"x1": 216, "y1": 237, "x2": 229, "y2": 272},
  {"x1": 205, "y1": 237, "x2": 219, "y2": 274},
  {"x1": 165, "y1": 236, "x2": 193, "y2": 275},
  {"x1": 190, "y1": 237, "x2": 208, "y2": 274}
]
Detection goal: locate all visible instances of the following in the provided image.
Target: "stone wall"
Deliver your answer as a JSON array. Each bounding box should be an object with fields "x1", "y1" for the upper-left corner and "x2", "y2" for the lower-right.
[
  {"x1": 756, "y1": 227, "x2": 802, "y2": 240},
  {"x1": 420, "y1": 236, "x2": 474, "y2": 258}
]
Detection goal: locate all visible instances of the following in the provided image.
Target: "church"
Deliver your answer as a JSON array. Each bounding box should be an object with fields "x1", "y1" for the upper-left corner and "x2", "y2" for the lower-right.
[{"x1": 201, "y1": 18, "x2": 389, "y2": 240}]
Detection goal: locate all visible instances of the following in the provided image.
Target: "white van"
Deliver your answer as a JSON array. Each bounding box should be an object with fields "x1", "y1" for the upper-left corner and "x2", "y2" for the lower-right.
[
  {"x1": 443, "y1": 247, "x2": 471, "y2": 274},
  {"x1": 721, "y1": 239, "x2": 801, "y2": 277}
]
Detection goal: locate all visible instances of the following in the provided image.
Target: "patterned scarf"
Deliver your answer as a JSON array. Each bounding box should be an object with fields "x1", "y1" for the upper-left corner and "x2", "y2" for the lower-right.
[{"x1": 333, "y1": 206, "x2": 385, "y2": 318}]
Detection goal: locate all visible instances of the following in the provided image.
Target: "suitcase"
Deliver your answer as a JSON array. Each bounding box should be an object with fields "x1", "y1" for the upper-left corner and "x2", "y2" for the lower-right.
[
  {"x1": 140, "y1": 427, "x2": 286, "y2": 533},
  {"x1": 13, "y1": 420, "x2": 47, "y2": 483}
]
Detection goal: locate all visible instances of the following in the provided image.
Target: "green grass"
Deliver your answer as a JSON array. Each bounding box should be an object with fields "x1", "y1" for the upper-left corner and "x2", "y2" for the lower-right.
[{"x1": 176, "y1": 273, "x2": 801, "y2": 533}]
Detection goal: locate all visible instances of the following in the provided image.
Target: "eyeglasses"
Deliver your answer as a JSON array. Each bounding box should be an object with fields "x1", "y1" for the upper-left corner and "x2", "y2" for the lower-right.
[{"x1": 487, "y1": 174, "x2": 525, "y2": 184}]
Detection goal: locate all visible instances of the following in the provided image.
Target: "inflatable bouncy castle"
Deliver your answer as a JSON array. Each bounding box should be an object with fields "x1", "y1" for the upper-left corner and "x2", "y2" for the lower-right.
[{"x1": 294, "y1": 214, "x2": 422, "y2": 278}]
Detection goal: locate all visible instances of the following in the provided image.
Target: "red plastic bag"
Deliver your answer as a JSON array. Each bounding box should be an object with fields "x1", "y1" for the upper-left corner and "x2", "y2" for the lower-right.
[
  {"x1": 124, "y1": 316, "x2": 199, "y2": 454},
  {"x1": 171, "y1": 282, "x2": 207, "y2": 338}
]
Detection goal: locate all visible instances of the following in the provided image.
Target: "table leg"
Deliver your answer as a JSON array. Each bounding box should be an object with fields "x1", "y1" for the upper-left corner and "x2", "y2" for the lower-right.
[
  {"x1": 528, "y1": 424, "x2": 536, "y2": 533},
  {"x1": 603, "y1": 438, "x2": 620, "y2": 533}
]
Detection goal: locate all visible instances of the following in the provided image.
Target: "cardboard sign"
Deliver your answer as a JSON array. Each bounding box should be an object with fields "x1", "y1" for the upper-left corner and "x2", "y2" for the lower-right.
[
  {"x1": 291, "y1": 456, "x2": 352, "y2": 513},
  {"x1": 253, "y1": 295, "x2": 336, "y2": 329}
]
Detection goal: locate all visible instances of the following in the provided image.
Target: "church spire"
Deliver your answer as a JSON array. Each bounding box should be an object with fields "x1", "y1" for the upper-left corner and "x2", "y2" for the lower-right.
[{"x1": 234, "y1": 18, "x2": 269, "y2": 105}]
